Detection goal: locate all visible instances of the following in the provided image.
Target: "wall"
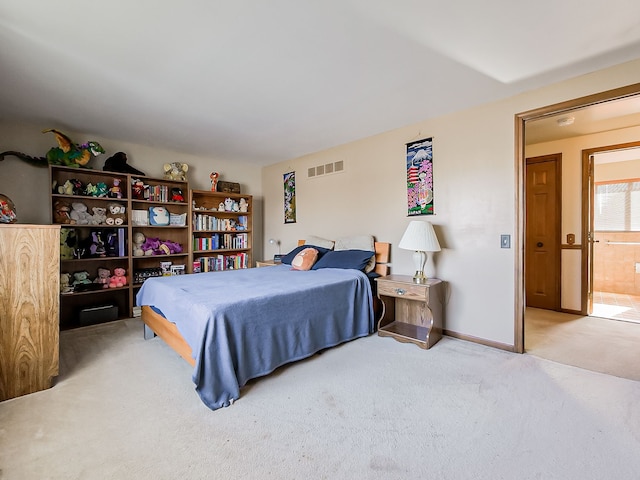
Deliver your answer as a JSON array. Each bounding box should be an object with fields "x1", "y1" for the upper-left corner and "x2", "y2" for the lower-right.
[
  {"x1": 262, "y1": 58, "x2": 640, "y2": 348},
  {"x1": 525, "y1": 127, "x2": 640, "y2": 309},
  {"x1": 0, "y1": 123, "x2": 266, "y2": 261}
]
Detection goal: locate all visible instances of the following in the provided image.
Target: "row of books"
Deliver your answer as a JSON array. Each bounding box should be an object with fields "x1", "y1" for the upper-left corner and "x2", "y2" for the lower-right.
[
  {"x1": 192, "y1": 214, "x2": 248, "y2": 232},
  {"x1": 193, "y1": 233, "x2": 249, "y2": 251},
  {"x1": 193, "y1": 253, "x2": 248, "y2": 272},
  {"x1": 147, "y1": 185, "x2": 171, "y2": 202}
]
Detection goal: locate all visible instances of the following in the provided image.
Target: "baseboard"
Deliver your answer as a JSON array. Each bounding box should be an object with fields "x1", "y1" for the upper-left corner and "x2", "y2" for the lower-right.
[{"x1": 444, "y1": 329, "x2": 516, "y2": 353}]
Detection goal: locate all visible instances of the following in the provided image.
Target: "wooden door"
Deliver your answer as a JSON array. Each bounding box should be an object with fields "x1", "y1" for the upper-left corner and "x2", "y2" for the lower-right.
[{"x1": 526, "y1": 155, "x2": 561, "y2": 310}]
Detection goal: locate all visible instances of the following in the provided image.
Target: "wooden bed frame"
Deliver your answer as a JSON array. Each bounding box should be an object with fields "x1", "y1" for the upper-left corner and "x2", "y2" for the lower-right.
[{"x1": 141, "y1": 241, "x2": 391, "y2": 367}]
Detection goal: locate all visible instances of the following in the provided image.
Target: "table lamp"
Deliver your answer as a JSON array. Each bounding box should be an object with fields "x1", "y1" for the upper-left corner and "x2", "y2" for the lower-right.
[{"x1": 398, "y1": 220, "x2": 441, "y2": 284}]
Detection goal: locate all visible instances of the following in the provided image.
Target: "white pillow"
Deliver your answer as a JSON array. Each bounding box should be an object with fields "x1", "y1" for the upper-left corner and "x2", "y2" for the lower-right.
[
  {"x1": 334, "y1": 235, "x2": 376, "y2": 273},
  {"x1": 305, "y1": 235, "x2": 335, "y2": 250}
]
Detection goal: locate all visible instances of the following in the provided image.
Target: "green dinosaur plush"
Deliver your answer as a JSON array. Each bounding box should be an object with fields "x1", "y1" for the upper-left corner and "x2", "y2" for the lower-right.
[{"x1": 0, "y1": 129, "x2": 104, "y2": 168}]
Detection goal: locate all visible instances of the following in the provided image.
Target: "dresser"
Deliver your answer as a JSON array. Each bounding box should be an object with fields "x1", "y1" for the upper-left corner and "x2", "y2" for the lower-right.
[{"x1": 0, "y1": 224, "x2": 60, "y2": 401}]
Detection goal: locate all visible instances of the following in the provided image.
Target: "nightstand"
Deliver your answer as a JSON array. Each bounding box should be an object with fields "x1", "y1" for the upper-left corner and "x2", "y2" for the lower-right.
[
  {"x1": 256, "y1": 259, "x2": 277, "y2": 267},
  {"x1": 375, "y1": 274, "x2": 444, "y2": 349}
]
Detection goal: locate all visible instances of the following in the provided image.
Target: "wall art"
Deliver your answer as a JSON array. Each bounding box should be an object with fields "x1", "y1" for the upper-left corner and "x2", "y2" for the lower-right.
[
  {"x1": 283, "y1": 171, "x2": 296, "y2": 224},
  {"x1": 406, "y1": 137, "x2": 434, "y2": 216}
]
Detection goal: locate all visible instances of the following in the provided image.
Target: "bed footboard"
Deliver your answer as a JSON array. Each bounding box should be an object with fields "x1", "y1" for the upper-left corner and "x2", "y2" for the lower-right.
[{"x1": 141, "y1": 306, "x2": 195, "y2": 367}]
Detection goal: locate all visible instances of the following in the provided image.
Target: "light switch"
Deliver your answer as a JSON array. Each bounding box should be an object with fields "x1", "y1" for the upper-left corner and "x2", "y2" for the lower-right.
[{"x1": 501, "y1": 234, "x2": 510, "y2": 249}]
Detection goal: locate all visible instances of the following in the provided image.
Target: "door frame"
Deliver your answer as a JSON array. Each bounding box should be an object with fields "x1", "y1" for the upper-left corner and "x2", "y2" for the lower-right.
[
  {"x1": 581, "y1": 141, "x2": 640, "y2": 315},
  {"x1": 514, "y1": 82, "x2": 640, "y2": 354}
]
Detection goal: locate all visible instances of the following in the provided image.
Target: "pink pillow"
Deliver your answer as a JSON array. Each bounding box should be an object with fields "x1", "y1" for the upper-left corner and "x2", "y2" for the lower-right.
[{"x1": 291, "y1": 248, "x2": 318, "y2": 271}]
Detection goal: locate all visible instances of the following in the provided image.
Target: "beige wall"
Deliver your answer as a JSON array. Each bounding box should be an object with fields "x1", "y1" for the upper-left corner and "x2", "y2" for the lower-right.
[
  {"x1": 262, "y1": 58, "x2": 640, "y2": 348},
  {"x1": 0, "y1": 123, "x2": 266, "y2": 260}
]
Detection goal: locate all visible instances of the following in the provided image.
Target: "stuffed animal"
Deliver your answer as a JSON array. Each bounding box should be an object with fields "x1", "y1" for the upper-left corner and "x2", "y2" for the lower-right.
[
  {"x1": 171, "y1": 187, "x2": 184, "y2": 202},
  {"x1": 109, "y1": 268, "x2": 128, "y2": 288},
  {"x1": 60, "y1": 228, "x2": 78, "y2": 259},
  {"x1": 132, "y1": 231, "x2": 145, "y2": 256},
  {"x1": 95, "y1": 182, "x2": 109, "y2": 197},
  {"x1": 70, "y1": 202, "x2": 92, "y2": 225},
  {"x1": 109, "y1": 178, "x2": 122, "y2": 199},
  {"x1": 131, "y1": 178, "x2": 146, "y2": 199},
  {"x1": 60, "y1": 272, "x2": 73, "y2": 293},
  {"x1": 224, "y1": 197, "x2": 234, "y2": 211},
  {"x1": 94, "y1": 267, "x2": 111, "y2": 288},
  {"x1": 87, "y1": 230, "x2": 106, "y2": 257},
  {"x1": 149, "y1": 206, "x2": 169, "y2": 226},
  {"x1": 163, "y1": 162, "x2": 189, "y2": 181},
  {"x1": 239, "y1": 198, "x2": 248, "y2": 212},
  {"x1": 70, "y1": 179, "x2": 84, "y2": 196},
  {"x1": 72, "y1": 271, "x2": 91, "y2": 286},
  {"x1": 53, "y1": 201, "x2": 73, "y2": 224},
  {"x1": 106, "y1": 202, "x2": 126, "y2": 226},
  {"x1": 103, "y1": 152, "x2": 145, "y2": 176},
  {"x1": 141, "y1": 236, "x2": 183, "y2": 256},
  {"x1": 91, "y1": 206, "x2": 107, "y2": 225},
  {"x1": 57, "y1": 179, "x2": 74, "y2": 195}
]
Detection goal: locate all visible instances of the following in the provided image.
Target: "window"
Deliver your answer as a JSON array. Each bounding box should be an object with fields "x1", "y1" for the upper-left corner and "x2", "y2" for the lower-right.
[{"x1": 594, "y1": 179, "x2": 640, "y2": 231}]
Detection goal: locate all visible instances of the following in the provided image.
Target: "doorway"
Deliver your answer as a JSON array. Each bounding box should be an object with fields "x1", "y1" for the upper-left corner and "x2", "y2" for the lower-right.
[
  {"x1": 514, "y1": 82, "x2": 640, "y2": 353},
  {"x1": 587, "y1": 144, "x2": 640, "y2": 323}
]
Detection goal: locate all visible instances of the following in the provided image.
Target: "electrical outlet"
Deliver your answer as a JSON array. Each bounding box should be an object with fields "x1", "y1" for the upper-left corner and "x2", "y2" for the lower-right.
[{"x1": 501, "y1": 234, "x2": 511, "y2": 249}]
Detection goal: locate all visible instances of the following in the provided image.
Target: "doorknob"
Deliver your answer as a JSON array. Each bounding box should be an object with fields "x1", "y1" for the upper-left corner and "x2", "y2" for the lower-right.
[{"x1": 536, "y1": 242, "x2": 543, "y2": 247}]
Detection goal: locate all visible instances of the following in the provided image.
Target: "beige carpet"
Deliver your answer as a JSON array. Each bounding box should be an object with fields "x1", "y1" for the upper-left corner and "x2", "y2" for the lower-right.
[
  {"x1": 525, "y1": 307, "x2": 640, "y2": 381},
  {"x1": 1, "y1": 318, "x2": 640, "y2": 480}
]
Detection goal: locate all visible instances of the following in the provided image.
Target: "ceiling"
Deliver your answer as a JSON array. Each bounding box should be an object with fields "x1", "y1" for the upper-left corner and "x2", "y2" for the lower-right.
[{"x1": 2, "y1": 1, "x2": 640, "y2": 166}]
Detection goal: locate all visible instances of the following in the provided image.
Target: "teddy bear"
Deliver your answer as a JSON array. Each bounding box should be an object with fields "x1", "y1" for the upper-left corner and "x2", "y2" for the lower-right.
[
  {"x1": 109, "y1": 268, "x2": 128, "y2": 288},
  {"x1": 163, "y1": 162, "x2": 189, "y2": 181},
  {"x1": 60, "y1": 272, "x2": 73, "y2": 294},
  {"x1": 106, "y1": 202, "x2": 126, "y2": 226},
  {"x1": 91, "y1": 206, "x2": 107, "y2": 225},
  {"x1": 93, "y1": 267, "x2": 111, "y2": 288},
  {"x1": 132, "y1": 231, "x2": 146, "y2": 256},
  {"x1": 53, "y1": 201, "x2": 73, "y2": 224},
  {"x1": 72, "y1": 271, "x2": 92, "y2": 286},
  {"x1": 70, "y1": 202, "x2": 93, "y2": 225}
]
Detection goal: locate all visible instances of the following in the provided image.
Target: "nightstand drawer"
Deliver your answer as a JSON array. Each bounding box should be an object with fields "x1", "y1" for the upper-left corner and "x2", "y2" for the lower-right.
[{"x1": 377, "y1": 281, "x2": 429, "y2": 301}]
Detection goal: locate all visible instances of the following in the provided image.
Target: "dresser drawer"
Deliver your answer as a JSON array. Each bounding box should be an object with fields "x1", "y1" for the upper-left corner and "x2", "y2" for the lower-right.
[{"x1": 377, "y1": 281, "x2": 429, "y2": 301}]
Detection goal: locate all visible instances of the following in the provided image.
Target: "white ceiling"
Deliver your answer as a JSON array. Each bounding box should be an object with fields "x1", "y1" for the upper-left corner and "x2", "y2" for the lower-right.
[{"x1": 1, "y1": 0, "x2": 640, "y2": 166}]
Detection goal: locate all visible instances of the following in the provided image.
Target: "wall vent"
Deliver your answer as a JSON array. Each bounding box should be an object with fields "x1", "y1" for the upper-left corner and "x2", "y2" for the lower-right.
[{"x1": 307, "y1": 161, "x2": 345, "y2": 179}]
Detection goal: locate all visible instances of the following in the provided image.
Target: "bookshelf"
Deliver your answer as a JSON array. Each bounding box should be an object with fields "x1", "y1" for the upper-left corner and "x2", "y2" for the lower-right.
[{"x1": 190, "y1": 190, "x2": 253, "y2": 273}]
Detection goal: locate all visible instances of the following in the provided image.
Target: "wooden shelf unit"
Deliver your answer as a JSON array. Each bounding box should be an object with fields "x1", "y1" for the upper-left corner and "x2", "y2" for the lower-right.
[
  {"x1": 190, "y1": 190, "x2": 253, "y2": 272},
  {"x1": 50, "y1": 165, "x2": 189, "y2": 329}
]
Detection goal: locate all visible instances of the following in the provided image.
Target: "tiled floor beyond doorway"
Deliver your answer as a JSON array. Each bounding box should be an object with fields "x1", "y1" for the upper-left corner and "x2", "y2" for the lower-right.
[{"x1": 592, "y1": 291, "x2": 640, "y2": 323}]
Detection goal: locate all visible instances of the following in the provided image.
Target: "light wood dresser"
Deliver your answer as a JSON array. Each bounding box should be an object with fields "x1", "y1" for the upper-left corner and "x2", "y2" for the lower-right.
[{"x1": 0, "y1": 224, "x2": 60, "y2": 401}]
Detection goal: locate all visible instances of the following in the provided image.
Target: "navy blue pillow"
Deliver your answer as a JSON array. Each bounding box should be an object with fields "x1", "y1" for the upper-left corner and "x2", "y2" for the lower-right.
[
  {"x1": 280, "y1": 245, "x2": 330, "y2": 265},
  {"x1": 311, "y1": 249, "x2": 375, "y2": 271}
]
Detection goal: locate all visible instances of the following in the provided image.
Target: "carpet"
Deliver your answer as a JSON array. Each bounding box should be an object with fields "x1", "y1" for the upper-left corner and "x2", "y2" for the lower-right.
[{"x1": 1, "y1": 318, "x2": 639, "y2": 479}]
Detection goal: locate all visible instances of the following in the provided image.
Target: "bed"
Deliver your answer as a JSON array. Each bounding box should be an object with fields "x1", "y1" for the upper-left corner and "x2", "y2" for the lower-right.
[{"x1": 136, "y1": 240, "x2": 390, "y2": 410}]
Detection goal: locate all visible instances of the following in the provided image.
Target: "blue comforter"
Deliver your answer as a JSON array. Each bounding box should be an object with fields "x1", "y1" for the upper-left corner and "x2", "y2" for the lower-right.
[{"x1": 136, "y1": 265, "x2": 374, "y2": 410}]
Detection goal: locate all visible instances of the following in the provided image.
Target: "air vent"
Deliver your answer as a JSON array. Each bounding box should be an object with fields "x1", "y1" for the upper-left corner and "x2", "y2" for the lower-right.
[{"x1": 307, "y1": 161, "x2": 345, "y2": 179}]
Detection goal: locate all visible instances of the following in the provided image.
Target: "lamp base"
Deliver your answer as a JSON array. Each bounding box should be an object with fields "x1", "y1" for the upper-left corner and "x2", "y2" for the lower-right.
[{"x1": 412, "y1": 271, "x2": 428, "y2": 284}]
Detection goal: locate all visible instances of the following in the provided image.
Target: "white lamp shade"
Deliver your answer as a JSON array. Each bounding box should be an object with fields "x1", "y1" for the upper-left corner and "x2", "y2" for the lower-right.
[{"x1": 398, "y1": 221, "x2": 441, "y2": 252}]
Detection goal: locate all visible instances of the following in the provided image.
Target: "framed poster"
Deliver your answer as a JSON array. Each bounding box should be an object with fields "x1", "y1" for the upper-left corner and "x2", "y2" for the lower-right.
[
  {"x1": 283, "y1": 171, "x2": 296, "y2": 224},
  {"x1": 406, "y1": 137, "x2": 434, "y2": 215}
]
